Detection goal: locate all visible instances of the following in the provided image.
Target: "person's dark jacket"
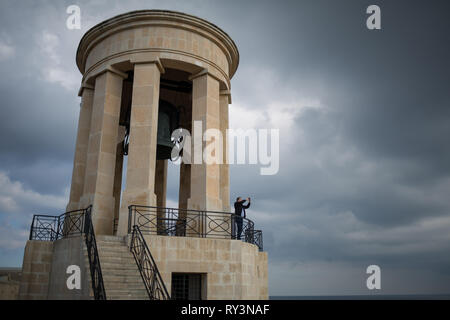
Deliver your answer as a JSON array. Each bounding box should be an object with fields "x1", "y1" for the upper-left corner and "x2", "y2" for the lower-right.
[{"x1": 234, "y1": 199, "x2": 250, "y2": 218}]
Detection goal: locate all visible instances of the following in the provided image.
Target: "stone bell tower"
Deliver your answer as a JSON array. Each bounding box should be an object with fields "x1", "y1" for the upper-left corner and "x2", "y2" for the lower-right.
[
  {"x1": 20, "y1": 10, "x2": 267, "y2": 300},
  {"x1": 67, "y1": 10, "x2": 237, "y2": 236}
]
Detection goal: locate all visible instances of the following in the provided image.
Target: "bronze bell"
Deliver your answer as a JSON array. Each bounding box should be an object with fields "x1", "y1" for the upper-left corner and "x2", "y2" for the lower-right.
[{"x1": 156, "y1": 100, "x2": 179, "y2": 160}]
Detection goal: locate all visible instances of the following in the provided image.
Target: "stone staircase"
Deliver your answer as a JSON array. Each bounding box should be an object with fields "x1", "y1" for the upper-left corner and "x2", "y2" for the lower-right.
[{"x1": 85, "y1": 235, "x2": 148, "y2": 300}]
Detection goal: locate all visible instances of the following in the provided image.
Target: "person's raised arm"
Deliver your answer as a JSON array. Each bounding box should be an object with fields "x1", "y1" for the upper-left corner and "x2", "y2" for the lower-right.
[{"x1": 243, "y1": 198, "x2": 251, "y2": 209}]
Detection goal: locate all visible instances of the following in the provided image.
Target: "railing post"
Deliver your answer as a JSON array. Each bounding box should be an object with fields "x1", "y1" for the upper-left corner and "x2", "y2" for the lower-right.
[
  {"x1": 202, "y1": 211, "x2": 206, "y2": 238},
  {"x1": 231, "y1": 214, "x2": 235, "y2": 240},
  {"x1": 29, "y1": 215, "x2": 35, "y2": 240},
  {"x1": 57, "y1": 215, "x2": 61, "y2": 240},
  {"x1": 128, "y1": 206, "x2": 132, "y2": 234}
]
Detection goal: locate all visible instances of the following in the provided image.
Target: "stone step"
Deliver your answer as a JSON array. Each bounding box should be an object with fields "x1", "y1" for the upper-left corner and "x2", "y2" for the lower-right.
[
  {"x1": 96, "y1": 244, "x2": 128, "y2": 250},
  {"x1": 99, "y1": 261, "x2": 138, "y2": 268},
  {"x1": 100, "y1": 256, "x2": 135, "y2": 263},
  {"x1": 86, "y1": 253, "x2": 131, "y2": 258},
  {"x1": 96, "y1": 247, "x2": 131, "y2": 253},
  {"x1": 107, "y1": 294, "x2": 148, "y2": 299},
  {"x1": 101, "y1": 269, "x2": 140, "y2": 276},
  {"x1": 97, "y1": 258, "x2": 134, "y2": 265},
  {"x1": 106, "y1": 289, "x2": 148, "y2": 296},
  {"x1": 104, "y1": 281, "x2": 144, "y2": 288},
  {"x1": 96, "y1": 239, "x2": 128, "y2": 245},
  {"x1": 84, "y1": 260, "x2": 137, "y2": 269},
  {"x1": 83, "y1": 235, "x2": 153, "y2": 300},
  {"x1": 106, "y1": 282, "x2": 146, "y2": 288},
  {"x1": 101, "y1": 268, "x2": 141, "y2": 276},
  {"x1": 98, "y1": 258, "x2": 135, "y2": 264},
  {"x1": 103, "y1": 275, "x2": 142, "y2": 281},
  {"x1": 103, "y1": 278, "x2": 142, "y2": 283},
  {"x1": 108, "y1": 296, "x2": 148, "y2": 300},
  {"x1": 89, "y1": 254, "x2": 134, "y2": 261},
  {"x1": 105, "y1": 284, "x2": 146, "y2": 290},
  {"x1": 96, "y1": 235, "x2": 126, "y2": 242}
]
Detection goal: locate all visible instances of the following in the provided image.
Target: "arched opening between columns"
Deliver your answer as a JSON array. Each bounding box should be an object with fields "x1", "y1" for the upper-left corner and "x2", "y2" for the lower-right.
[{"x1": 113, "y1": 67, "x2": 193, "y2": 234}]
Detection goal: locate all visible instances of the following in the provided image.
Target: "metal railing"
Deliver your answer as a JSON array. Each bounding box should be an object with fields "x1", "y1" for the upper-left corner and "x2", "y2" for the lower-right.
[
  {"x1": 245, "y1": 229, "x2": 264, "y2": 252},
  {"x1": 130, "y1": 225, "x2": 171, "y2": 300},
  {"x1": 28, "y1": 206, "x2": 106, "y2": 300},
  {"x1": 128, "y1": 205, "x2": 264, "y2": 251},
  {"x1": 29, "y1": 208, "x2": 86, "y2": 241},
  {"x1": 83, "y1": 206, "x2": 107, "y2": 300}
]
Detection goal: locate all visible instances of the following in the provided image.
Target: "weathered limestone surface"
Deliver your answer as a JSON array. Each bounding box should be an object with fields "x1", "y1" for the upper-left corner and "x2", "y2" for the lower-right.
[
  {"x1": 77, "y1": 11, "x2": 239, "y2": 91},
  {"x1": 0, "y1": 268, "x2": 21, "y2": 300},
  {"x1": 117, "y1": 62, "x2": 161, "y2": 236},
  {"x1": 55, "y1": 10, "x2": 267, "y2": 301},
  {"x1": 19, "y1": 241, "x2": 54, "y2": 300},
  {"x1": 219, "y1": 90, "x2": 231, "y2": 211},
  {"x1": 187, "y1": 72, "x2": 222, "y2": 212},
  {"x1": 79, "y1": 70, "x2": 124, "y2": 235},
  {"x1": 155, "y1": 159, "x2": 168, "y2": 208},
  {"x1": 143, "y1": 235, "x2": 268, "y2": 299},
  {"x1": 66, "y1": 85, "x2": 94, "y2": 212},
  {"x1": 0, "y1": 281, "x2": 19, "y2": 300},
  {"x1": 47, "y1": 237, "x2": 92, "y2": 300}
]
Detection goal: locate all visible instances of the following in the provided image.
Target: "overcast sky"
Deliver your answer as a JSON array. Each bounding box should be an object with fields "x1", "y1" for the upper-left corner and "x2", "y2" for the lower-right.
[{"x1": 1, "y1": 0, "x2": 450, "y2": 296}]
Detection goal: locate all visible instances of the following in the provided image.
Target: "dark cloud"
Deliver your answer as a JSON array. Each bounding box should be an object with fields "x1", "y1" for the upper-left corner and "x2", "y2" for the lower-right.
[{"x1": 0, "y1": 0, "x2": 450, "y2": 295}]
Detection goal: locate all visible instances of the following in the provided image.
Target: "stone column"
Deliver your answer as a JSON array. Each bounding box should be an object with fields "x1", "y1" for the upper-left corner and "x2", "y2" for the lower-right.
[
  {"x1": 178, "y1": 101, "x2": 191, "y2": 236},
  {"x1": 66, "y1": 84, "x2": 94, "y2": 212},
  {"x1": 155, "y1": 159, "x2": 168, "y2": 208},
  {"x1": 113, "y1": 126, "x2": 125, "y2": 234},
  {"x1": 187, "y1": 71, "x2": 223, "y2": 237},
  {"x1": 117, "y1": 61, "x2": 164, "y2": 236},
  {"x1": 177, "y1": 162, "x2": 191, "y2": 236},
  {"x1": 187, "y1": 71, "x2": 223, "y2": 211},
  {"x1": 178, "y1": 163, "x2": 191, "y2": 210},
  {"x1": 219, "y1": 90, "x2": 231, "y2": 212},
  {"x1": 79, "y1": 68, "x2": 125, "y2": 235},
  {"x1": 155, "y1": 159, "x2": 168, "y2": 234}
]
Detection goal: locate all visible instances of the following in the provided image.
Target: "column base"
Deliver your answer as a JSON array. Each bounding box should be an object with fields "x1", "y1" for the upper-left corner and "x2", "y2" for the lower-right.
[
  {"x1": 117, "y1": 189, "x2": 157, "y2": 236},
  {"x1": 79, "y1": 193, "x2": 115, "y2": 236},
  {"x1": 187, "y1": 196, "x2": 223, "y2": 212},
  {"x1": 65, "y1": 201, "x2": 80, "y2": 212}
]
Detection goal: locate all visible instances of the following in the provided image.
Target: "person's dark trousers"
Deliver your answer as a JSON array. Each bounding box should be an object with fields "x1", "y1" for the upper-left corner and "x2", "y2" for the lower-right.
[{"x1": 235, "y1": 216, "x2": 243, "y2": 240}]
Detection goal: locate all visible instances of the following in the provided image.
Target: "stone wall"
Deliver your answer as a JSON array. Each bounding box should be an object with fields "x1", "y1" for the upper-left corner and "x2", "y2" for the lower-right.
[
  {"x1": 76, "y1": 10, "x2": 240, "y2": 92},
  {"x1": 0, "y1": 268, "x2": 21, "y2": 300},
  {"x1": 47, "y1": 237, "x2": 91, "y2": 300},
  {"x1": 141, "y1": 235, "x2": 268, "y2": 299},
  {"x1": 19, "y1": 237, "x2": 92, "y2": 300},
  {"x1": 0, "y1": 281, "x2": 19, "y2": 300},
  {"x1": 19, "y1": 235, "x2": 268, "y2": 300},
  {"x1": 19, "y1": 241, "x2": 53, "y2": 300}
]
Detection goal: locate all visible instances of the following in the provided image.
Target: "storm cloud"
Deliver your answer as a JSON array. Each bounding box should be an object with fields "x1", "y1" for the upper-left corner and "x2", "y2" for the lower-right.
[{"x1": 1, "y1": 0, "x2": 450, "y2": 295}]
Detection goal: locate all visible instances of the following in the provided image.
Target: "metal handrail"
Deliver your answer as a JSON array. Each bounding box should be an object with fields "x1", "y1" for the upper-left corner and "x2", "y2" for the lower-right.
[
  {"x1": 130, "y1": 225, "x2": 171, "y2": 300},
  {"x1": 28, "y1": 206, "x2": 107, "y2": 300},
  {"x1": 29, "y1": 208, "x2": 87, "y2": 241},
  {"x1": 128, "y1": 205, "x2": 263, "y2": 250},
  {"x1": 83, "y1": 206, "x2": 106, "y2": 300}
]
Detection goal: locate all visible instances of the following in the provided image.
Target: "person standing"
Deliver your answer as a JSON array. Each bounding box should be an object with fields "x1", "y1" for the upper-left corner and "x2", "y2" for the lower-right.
[{"x1": 233, "y1": 197, "x2": 251, "y2": 240}]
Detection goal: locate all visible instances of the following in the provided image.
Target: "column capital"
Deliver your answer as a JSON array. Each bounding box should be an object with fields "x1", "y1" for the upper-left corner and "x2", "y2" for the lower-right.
[
  {"x1": 130, "y1": 57, "x2": 165, "y2": 74},
  {"x1": 89, "y1": 65, "x2": 128, "y2": 83},
  {"x1": 189, "y1": 68, "x2": 221, "y2": 83},
  {"x1": 77, "y1": 82, "x2": 94, "y2": 97},
  {"x1": 220, "y1": 90, "x2": 232, "y2": 104}
]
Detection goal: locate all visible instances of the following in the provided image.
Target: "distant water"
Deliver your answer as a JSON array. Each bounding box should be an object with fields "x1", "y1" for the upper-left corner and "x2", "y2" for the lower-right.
[{"x1": 270, "y1": 295, "x2": 450, "y2": 300}]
